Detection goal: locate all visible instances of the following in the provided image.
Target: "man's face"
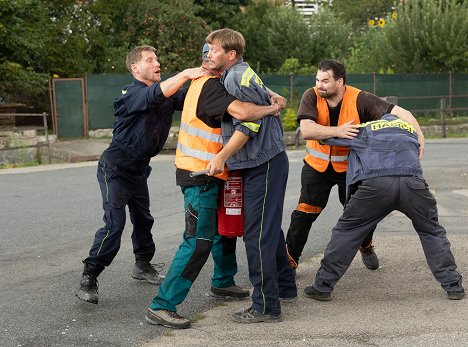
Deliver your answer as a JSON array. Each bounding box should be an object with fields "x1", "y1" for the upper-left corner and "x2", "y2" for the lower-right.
[
  {"x1": 207, "y1": 42, "x2": 235, "y2": 72},
  {"x1": 315, "y1": 69, "x2": 341, "y2": 99},
  {"x1": 132, "y1": 51, "x2": 161, "y2": 85}
]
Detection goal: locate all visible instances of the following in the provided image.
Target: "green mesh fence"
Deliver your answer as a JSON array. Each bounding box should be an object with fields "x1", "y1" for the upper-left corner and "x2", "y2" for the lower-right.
[
  {"x1": 86, "y1": 74, "x2": 133, "y2": 130},
  {"x1": 261, "y1": 73, "x2": 467, "y2": 115},
  {"x1": 86, "y1": 73, "x2": 181, "y2": 130},
  {"x1": 54, "y1": 73, "x2": 467, "y2": 138}
]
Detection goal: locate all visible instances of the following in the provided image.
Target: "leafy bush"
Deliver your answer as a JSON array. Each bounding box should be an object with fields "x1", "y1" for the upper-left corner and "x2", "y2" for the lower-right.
[{"x1": 281, "y1": 107, "x2": 298, "y2": 131}]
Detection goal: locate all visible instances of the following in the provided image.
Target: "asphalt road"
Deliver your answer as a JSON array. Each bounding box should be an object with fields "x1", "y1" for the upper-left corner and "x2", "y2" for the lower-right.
[
  {"x1": 0, "y1": 149, "x2": 339, "y2": 347},
  {"x1": 1, "y1": 142, "x2": 467, "y2": 347}
]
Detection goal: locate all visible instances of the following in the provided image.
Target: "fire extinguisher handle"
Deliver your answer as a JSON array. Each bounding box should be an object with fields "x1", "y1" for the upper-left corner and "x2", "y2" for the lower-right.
[{"x1": 189, "y1": 169, "x2": 211, "y2": 177}]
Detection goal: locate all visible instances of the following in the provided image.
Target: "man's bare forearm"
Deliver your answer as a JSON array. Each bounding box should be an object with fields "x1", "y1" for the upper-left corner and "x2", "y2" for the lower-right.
[{"x1": 227, "y1": 100, "x2": 280, "y2": 121}]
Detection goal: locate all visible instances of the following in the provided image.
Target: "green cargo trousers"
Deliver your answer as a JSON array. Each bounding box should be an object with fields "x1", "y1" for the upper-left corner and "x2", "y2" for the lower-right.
[{"x1": 150, "y1": 182, "x2": 237, "y2": 312}]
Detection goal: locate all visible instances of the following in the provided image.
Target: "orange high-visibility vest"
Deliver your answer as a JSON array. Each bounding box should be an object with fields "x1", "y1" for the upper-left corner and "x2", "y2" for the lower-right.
[
  {"x1": 175, "y1": 76, "x2": 229, "y2": 181},
  {"x1": 304, "y1": 86, "x2": 361, "y2": 172}
]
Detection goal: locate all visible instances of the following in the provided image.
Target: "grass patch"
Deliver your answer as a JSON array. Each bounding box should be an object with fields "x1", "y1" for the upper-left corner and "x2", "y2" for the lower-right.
[{"x1": 415, "y1": 114, "x2": 468, "y2": 126}]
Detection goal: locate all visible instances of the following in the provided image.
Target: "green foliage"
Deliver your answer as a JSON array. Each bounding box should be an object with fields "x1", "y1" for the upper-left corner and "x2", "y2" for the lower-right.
[
  {"x1": 232, "y1": 0, "x2": 313, "y2": 72},
  {"x1": 327, "y1": 0, "x2": 395, "y2": 29},
  {"x1": 278, "y1": 58, "x2": 315, "y2": 75},
  {"x1": 0, "y1": 61, "x2": 49, "y2": 108},
  {"x1": 342, "y1": 23, "x2": 389, "y2": 73},
  {"x1": 123, "y1": 0, "x2": 210, "y2": 71},
  {"x1": 230, "y1": 0, "x2": 281, "y2": 72},
  {"x1": 1, "y1": 0, "x2": 467, "y2": 112},
  {"x1": 194, "y1": 0, "x2": 249, "y2": 29},
  {"x1": 378, "y1": 0, "x2": 468, "y2": 72},
  {"x1": 281, "y1": 107, "x2": 298, "y2": 131},
  {"x1": 308, "y1": 7, "x2": 354, "y2": 63}
]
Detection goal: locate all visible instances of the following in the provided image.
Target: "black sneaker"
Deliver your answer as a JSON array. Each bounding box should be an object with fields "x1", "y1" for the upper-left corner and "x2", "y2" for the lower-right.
[
  {"x1": 209, "y1": 285, "x2": 250, "y2": 299},
  {"x1": 359, "y1": 244, "x2": 379, "y2": 270},
  {"x1": 76, "y1": 275, "x2": 99, "y2": 304},
  {"x1": 233, "y1": 307, "x2": 282, "y2": 323},
  {"x1": 132, "y1": 262, "x2": 164, "y2": 285},
  {"x1": 447, "y1": 288, "x2": 465, "y2": 300},
  {"x1": 304, "y1": 286, "x2": 331, "y2": 301},
  {"x1": 146, "y1": 308, "x2": 191, "y2": 329}
]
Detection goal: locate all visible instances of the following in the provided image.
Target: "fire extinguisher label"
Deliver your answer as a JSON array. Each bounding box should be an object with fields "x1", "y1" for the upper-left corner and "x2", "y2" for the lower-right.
[
  {"x1": 226, "y1": 208, "x2": 241, "y2": 215},
  {"x1": 224, "y1": 176, "x2": 242, "y2": 209}
]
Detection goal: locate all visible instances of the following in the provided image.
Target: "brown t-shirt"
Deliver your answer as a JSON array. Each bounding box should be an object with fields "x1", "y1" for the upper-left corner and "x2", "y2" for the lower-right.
[{"x1": 296, "y1": 87, "x2": 395, "y2": 126}]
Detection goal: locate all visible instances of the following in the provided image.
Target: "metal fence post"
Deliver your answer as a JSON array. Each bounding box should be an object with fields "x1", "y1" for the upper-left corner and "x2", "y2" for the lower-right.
[
  {"x1": 289, "y1": 73, "x2": 294, "y2": 109},
  {"x1": 42, "y1": 112, "x2": 51, "y2": 164},
  {"x1": 440, "y1": 97, "x2": 447, "y2": 138}
]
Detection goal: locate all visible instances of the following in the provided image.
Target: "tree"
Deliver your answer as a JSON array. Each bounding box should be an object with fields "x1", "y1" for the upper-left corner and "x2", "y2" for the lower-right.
[
  {"x1": 232, "y1": 0, "x2": 313, "y2": 72},
  {"x1": 193, "y1": 0, "x2": 250, "y2": 29},
  {"x1": 379, "y1": 0, "x2": 468, "y2": 72},
  {"x1": 327, "y1": 0, "x2": 396, "y2": 29},
  {"x1": 123, "y1": 0, "x2": 210, "y2": 71},
  {"x1": 308, "y1": 6, "x2": 354, "y2": 64},
  {"x1": 0, "y1": 0, "x2": 52, "y2": 107}
]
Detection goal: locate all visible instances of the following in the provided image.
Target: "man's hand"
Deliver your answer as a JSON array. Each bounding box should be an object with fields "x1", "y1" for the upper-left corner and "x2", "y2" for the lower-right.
[
  {"x1": 272, "y1": 102, "x2": 281, "y2": 116},
  {"x1": 417, "y1": 131, "x2": 425, "y2": 159},
  {"x1": 270, "y1": 94, "x2": 287, "y2": 109},
  {"x1": 335, "y1": 120, "x2": 359, "y2": 139},
  {"x1": 183, "y1": 67, "x2": 210, "y2": 79},
  {"x1": 206, "y1": 153, "x2": 226, "y2": 176}
]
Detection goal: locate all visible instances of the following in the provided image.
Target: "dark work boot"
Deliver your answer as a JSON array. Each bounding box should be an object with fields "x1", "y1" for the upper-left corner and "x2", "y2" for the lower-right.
[
  {"x1": 359, "y1": 243, "x2": 380, "y2": 270},
  {"x1": 304, "y1": 285, "x2": 331, "y2": 301},
  {"x1": 76, "y1": 262, "x2": 103, "y2": 304},
  {"x1": 209, "y1": 285, "x2": 250, "y2": 299},
  {"x1": 132, "y1": 255, "x2": 165, "y2": 285},
  {"x1": 76, "y1": 275, "x2": 99, "y2": 304}
]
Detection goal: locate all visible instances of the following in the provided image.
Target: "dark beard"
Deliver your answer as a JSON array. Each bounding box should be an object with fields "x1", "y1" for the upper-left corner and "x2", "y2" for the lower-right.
[{"x1": 318, "y1": 90, "x2": 337, "y2": 99}]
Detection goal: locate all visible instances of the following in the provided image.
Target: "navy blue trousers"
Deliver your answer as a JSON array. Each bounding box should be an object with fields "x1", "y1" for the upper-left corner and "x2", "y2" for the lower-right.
[
  {"x1": 84, "y1": 158, "x2": 155, "y2": 268},
  {"x1": 242, "y1": 151, "x2": 297, "y2": 316}
]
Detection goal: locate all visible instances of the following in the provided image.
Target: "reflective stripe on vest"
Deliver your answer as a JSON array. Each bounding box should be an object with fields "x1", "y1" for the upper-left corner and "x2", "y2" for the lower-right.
[
  {"x1": 305, "y1": 146, "x2": 348, "y2": 162},
  {"x1": 177, "y1": 142, "x2": 216, "y2": 161},
  {"x1": 179, "y1": 122, "x2": 223, "y2": 144}
]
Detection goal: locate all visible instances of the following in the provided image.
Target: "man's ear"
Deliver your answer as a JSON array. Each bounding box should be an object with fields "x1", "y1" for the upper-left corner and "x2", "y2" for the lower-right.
[
  {"x1": 131, "y1": 63, "x2": 139, "y2": 75},
  {"x1": 228, "y1": 50, "x2": 237, "y2": 62}
]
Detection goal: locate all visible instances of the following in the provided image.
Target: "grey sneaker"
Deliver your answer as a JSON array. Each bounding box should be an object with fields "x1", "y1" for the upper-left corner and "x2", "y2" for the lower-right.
[
  {"x1": 76, "y1": 275, "x2": 99, "y2": 304},
  {"x1": 359, "y1": 244, "x2": 379, "y2": 270},
  {"x1": 304, "y1": 285, "x2": 331, "y2": 301},
  {"x1": 209, "y1": 285, "x2": 250, "y2": 299},
  {"x1": 146, "y1": 308, "x2": 190, "y2": 329},
  {"x1": 132, "y1": 262, "x2": 165, "y2": 285},
  {"x1": 233, "y1": 307, "x2": 282, "y2": 323}
]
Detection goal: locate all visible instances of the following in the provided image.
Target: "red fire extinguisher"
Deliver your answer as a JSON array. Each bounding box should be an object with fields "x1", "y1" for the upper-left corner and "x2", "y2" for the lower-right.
[{"x1": 218, "y1": 170, "x2": 244, "y2": 238}]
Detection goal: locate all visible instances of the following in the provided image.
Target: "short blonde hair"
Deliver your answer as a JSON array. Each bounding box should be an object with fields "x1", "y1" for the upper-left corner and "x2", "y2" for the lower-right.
[
  {"x1": 126, "y1": 45, "x2": 156, "y2": 72},
  {"x1": 206, "y1": 28, "x2": 245, "y2": 58}
]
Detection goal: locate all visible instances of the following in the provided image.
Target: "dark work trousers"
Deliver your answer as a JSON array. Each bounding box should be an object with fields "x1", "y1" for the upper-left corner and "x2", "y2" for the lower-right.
[
  {"x1": 242, "y1": 151, "x2": 297, "y2": 316},
  {"x1": 286, "y1": 162, "x2": 375, "y2": 264},
  {"x1": 84, "y1": 159, "x2": 155, "y2": 269},
  {"x1": 314, "y1": 176, "x2": 463, "y2": 293}
]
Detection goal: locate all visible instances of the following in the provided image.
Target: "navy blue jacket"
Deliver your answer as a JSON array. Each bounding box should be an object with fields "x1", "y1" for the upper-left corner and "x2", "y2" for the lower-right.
[
  {"x1": 103, "y1": 79, "x2": 186, "y2": 171},
  {"x1": 325, "y1": 114, "x2": 422, "y2": 198}
]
